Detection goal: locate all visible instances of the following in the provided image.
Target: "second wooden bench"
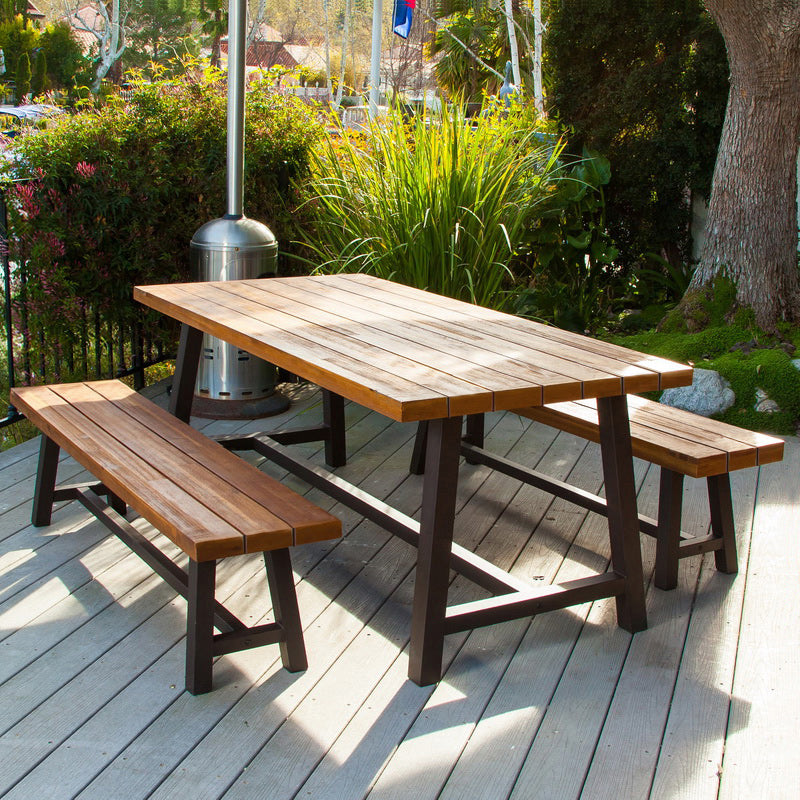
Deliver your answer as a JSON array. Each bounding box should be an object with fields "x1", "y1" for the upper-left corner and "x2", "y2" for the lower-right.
[
  {"x1": 412, "y1": 396, "x2": 783, "y2": 590},
  {"x1": 11, "y1": 379, "x2": 341, "y2": 694}
]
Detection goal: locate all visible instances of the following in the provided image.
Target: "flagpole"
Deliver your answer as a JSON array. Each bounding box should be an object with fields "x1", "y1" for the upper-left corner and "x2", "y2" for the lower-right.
[{"x1": 369, "y1": 0, "x2": 383, "y2": 117}]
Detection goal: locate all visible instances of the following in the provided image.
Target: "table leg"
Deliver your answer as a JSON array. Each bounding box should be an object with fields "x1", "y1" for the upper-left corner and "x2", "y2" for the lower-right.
[
  {"x1": 322, "y1": 389, "x2": 347, "y2": 467},
  {"x1": 409, "y1": 421, "x2": 428, "y2": 475},
  {"x1": 408, "y1": 415, "x2": 463, "y2": 685},
  {"x1": 596, "y1": 395, "x2": 647, "y2": 633},
  {"x1": 169, "y1": 323, "x2": 202, "y2": 423}
]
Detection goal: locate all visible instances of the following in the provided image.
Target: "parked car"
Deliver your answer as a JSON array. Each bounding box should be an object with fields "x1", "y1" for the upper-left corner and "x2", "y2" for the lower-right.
[{"x1": 0, "y1": 104, "x2": 63, "y2": 138}]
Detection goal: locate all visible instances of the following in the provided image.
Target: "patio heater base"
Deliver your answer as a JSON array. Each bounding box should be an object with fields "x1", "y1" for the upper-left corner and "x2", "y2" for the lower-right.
[{"x1": 191, "y1": 390, "x2": 290, "y2": 420}]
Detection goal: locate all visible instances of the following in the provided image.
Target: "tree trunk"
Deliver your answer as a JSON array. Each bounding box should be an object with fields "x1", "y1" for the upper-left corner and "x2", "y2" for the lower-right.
[
  {"x1": 503, "y1": 0, "x2": 521, "y2": 87},
  {"x1": 690, "y1": 0, "x2": 800, "y2": 329}
]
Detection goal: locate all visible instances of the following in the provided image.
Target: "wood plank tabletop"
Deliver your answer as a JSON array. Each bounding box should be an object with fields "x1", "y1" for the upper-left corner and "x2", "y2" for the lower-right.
[{"x1": 134, "y1": 274, "x2": 693, "y2": 423}]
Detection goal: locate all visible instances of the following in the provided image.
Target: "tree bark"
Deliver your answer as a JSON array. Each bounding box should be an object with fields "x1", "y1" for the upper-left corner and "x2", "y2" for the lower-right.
[{"x1": 690, "y1": 0, "x2": 800, "y2": 329}]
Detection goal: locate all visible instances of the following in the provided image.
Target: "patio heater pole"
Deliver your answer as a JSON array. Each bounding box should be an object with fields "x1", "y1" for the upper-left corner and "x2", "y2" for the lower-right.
[
  {"x1": 188, "y1": 0, "x2": 289, "y2": 419},
  {"x1": 227, "y1": 0, "x2": 245, "y2": 217},
  {"x1": 368, "y1": 0, "x2": 383, "y2": 118}
]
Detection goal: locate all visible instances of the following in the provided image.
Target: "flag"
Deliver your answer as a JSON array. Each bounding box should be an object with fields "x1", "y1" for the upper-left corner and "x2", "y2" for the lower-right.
[{"x1": 393, "y1": 0, "x2": 415, "y2": 39}]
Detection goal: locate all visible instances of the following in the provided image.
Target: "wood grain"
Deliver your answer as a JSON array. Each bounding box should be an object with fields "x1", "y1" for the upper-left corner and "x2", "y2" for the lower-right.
[
  {"x1": 517, "y1": 396, "x2": 784, "y2": 479},
  {"x1": 134, "y1": 275, "x2": 693, "y2": 421},
  {"x1": 11, "y1": 382, "x2": 340, "y2": 559}
]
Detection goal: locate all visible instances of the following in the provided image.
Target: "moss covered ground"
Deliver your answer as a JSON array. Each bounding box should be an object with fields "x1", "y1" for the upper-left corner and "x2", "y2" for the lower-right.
[{"x1": 608, "y1": 280, "x2": 800, "y2": 434}]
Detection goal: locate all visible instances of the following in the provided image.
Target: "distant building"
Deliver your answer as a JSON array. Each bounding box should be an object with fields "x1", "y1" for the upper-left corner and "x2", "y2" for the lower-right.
[
  {"x1": 26, "y1": 1, "x2": 45, "y2": 22},
  {"x1": 221, "y1": 23, "x2": 326, "y2": 78},
  {"x1": 63, "y1": 5, "x2": 103, "y2": 54}
]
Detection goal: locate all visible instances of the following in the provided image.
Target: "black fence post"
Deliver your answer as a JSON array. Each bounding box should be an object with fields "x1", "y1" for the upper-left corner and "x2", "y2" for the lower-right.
[{"x1": 1, "y1": 182, "x2": 22, "y2": 426}]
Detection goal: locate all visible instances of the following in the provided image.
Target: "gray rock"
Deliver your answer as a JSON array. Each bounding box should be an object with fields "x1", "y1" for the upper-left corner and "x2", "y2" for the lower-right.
[
  {"x1": 792, "y1": 359, "x2": 800, "y2": 372},
  {"x1": 754, "y1": 388, "x2": 781, "y2": 414},
  {"x1": 660, "y1": 368, "x2": 735, "y2": 417}
]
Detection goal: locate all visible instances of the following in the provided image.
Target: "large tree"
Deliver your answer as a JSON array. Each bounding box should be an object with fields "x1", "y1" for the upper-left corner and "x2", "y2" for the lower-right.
[{"x1": 689, "y1": 0, "x2": 800, "y2": 328}]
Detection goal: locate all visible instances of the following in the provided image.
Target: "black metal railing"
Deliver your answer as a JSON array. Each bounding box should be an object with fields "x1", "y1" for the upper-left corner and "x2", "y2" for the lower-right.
[{"x1": 1, "y1": 183, "x2": 173, "y2": 430}]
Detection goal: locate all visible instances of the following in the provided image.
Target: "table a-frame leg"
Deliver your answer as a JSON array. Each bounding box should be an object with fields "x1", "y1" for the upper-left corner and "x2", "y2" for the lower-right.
[
  {"x1": 169, "y1": 323, "x2": 203, "y2": 423},
  {"x1": 408, "y1": 415, "x2": 463, "y2": 685},
  {"x1": 597, "y1": 395, "x2": 647, "y2": 633}
]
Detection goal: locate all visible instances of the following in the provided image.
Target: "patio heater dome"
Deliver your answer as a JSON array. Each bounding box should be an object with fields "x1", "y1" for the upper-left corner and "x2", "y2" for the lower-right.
[
  {"x1": 189, "y1": 0, "x2": 289, "y2": 419},
  {"x1": 190, "y1": 216, "x2": 289, "y2": 419}
]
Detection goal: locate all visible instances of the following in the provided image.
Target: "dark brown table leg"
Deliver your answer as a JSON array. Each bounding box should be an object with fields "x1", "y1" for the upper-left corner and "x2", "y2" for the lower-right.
[
  {"x1": 169, "y1": 323, "x2": 203, "y2": 423},
  {"x1": 409, "y1": 420, "x2": 428, "y2": 475},
  {"x1": 322, "y1": 389, "x2": 347, "y2": 467},
  {"x1": 597, "y1": 395, "x2": 648, "y2": 633},
  {"x1": 32, "y1": 434, "x2": 59, "y2": 527},
  {"x1": 408, "y1": 415, "x2": 463, "y2": 685},
  {"x1": 463, "y1": 414, "x2": 485, "y2": 464}
]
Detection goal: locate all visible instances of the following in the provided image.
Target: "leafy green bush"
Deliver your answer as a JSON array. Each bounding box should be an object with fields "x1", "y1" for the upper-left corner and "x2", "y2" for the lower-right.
[
  {"x1": 301, "y1": 103, "x2": 567, "y2": 310},
  {"x1": 3, "y1": 63, "x2": 320, "y2": 381},
  {"x1": 514, "y1": 149, "x2": 621, "y2": 331},
  {"x1": 546, "y1": 0, "x2": 728, "y2": 269},
  {"x1": 0, "y1": 16, "x2": 89, "y2": 99},
  {"x1": 610, "y1": 324, "x2": 800, "y2": 434}
]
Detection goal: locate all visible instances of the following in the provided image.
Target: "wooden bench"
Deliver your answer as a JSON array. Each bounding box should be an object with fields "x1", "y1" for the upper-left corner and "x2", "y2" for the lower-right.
[
  {"x1": 10, "y1": 380, "x2": 341, "y2": 695},
  {"x1": 412, "y1": 396, "x2": 783, "y2": 590}
]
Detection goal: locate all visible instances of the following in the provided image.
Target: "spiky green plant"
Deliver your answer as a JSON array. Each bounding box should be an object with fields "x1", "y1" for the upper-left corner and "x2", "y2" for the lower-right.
[{"x1": 301, "y1": 105, "x2": 564, "y2": 310}]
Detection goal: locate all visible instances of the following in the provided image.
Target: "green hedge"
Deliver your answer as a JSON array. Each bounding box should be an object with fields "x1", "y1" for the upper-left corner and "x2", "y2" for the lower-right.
[{"x1": 3, "y1": 66, "x2": 320, "y2": 375}]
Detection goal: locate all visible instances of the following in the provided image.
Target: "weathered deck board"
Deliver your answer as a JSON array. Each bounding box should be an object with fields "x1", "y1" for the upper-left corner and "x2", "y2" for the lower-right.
[
  {"x1": 0, "y1": 381, "x2": 796, "y2": 800},
  {"x1": 718, "y1": 445, "x2": 800, "y2": 800}
]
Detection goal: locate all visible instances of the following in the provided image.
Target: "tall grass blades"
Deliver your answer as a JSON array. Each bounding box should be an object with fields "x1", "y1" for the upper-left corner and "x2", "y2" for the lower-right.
[{"x1": 301, "y1": 106, "x2": 564, "y2": 310}]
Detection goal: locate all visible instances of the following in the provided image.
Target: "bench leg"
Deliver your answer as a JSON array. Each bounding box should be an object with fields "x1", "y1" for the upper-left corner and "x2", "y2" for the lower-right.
[
  {"x1": 186, "y1": 559, "x2": 216, "y2": 695},
  {"x1": 322, "y1": 389, "x2": 347, "y2": 468},
  {"x1": 32, "y1": 435, "x2": 60, "y2": 527},
  {"x1": 708, "y1": 473, "x2": 738, "y2": 575},
  {"x1": 264, "y1": 548, "x2": 308, "y2": 672},
  {"x1": 654, "y1": 469, "x2": 684, "y2": 590},
  {"x1": 107, "y1": 493, "x2": 127, "y2": 517}
]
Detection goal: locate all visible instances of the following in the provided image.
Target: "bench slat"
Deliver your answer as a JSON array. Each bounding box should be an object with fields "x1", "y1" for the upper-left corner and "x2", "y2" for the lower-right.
[
  {"x1": 88, "y1": 380, "x2": 339, "y2": 547},
  {"x1": 516, "y1": 397, "x2": 784, "y2": 479},
  {"x1": 621, "y1": 395, "x2": 785, "y2": 467},
  {"x1": 13, "y1": 385, "x2": 250, "y2": 560},
  {"x1": 55, "y1": 381, "x2": 297, "y2": 540}
]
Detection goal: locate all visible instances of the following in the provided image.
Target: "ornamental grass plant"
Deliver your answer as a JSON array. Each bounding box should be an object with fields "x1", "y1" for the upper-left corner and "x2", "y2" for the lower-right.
[{"x1": 302, "y1": 104, "x2": 564, "y2": 310}]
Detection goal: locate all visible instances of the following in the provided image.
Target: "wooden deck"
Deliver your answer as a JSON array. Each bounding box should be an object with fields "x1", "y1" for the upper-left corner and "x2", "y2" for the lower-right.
[{"x1": 1, "y1": 380, "x2": 797, "y2": 799}]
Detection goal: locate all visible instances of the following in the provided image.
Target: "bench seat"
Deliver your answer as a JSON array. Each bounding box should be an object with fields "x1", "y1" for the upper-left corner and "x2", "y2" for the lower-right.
[
  {"x1": 518, "y1": 395, "x2": 784, "y2": 479},
  {"x1": 11, "y1": 380, "x2": 341, "y2": 694},
  {"x1": 515, "y1": 396, "x2": 784, "y2": 588},
  {"x1": 411, "y1": 396, "x2": 783, "y2": 591}
]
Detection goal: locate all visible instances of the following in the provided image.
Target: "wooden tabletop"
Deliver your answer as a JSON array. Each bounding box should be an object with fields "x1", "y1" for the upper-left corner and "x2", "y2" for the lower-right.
[{"x1": 134, "y1": 274, "x2": 692, "y2": 422}]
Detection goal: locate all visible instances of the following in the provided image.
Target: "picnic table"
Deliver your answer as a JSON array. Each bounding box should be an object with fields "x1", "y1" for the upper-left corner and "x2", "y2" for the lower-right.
[{"x1": 134, "y1": 273, "x2": 693, "y2": 686}]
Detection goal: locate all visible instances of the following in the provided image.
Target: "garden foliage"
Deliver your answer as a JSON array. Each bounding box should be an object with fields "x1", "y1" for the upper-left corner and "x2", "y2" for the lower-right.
[
  {"x1": 546, "y1": 0, "x2": 728, "y2": 270},
  {"x1": 302, "y1": 103, "x2": 575, "y2": 310},
  {"x1": 515, "y1": 148, "x2": 620, "y2": 331},
  {"x1": 0, "y1": 15, "x2": 89, "y2": 99},
  {"x1": 3, "y1": 64, "x2": 319, "y2": 383}
]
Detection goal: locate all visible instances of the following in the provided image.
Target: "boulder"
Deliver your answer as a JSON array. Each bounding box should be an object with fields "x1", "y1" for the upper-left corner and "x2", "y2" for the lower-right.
[
  {"x1": 754, "y1": 388, "x2": 780, "y2": 413},
  {"x1": 660, "y1": 368, "x2": 735, "y2": 417}
]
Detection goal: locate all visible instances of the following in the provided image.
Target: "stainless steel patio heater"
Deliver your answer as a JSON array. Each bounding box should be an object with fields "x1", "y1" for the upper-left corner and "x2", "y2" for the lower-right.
[{"x1": 189, "y1": 0, "x2": 289, "y2": 419}]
